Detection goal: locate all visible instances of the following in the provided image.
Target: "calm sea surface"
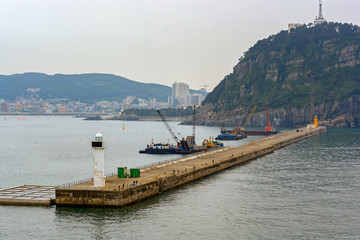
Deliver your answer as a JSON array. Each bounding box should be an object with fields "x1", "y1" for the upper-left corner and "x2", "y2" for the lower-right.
[{"x1": 0, "y1": 116, "x2": 359, "y2": 239}]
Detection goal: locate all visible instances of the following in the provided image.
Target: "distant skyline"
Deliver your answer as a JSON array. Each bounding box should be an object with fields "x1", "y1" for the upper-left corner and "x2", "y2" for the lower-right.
[{"x1": 1, "y1": 0, "x2": 359, "y2": 91}]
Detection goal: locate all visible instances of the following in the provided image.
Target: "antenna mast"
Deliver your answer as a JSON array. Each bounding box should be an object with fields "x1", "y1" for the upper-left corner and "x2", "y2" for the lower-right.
[
  {"x1": 314, "y1": 0, "x2": 326, "y2": 25},
  {"x1": 318, "y1": 0, "x2": 324, "y2": 20}
]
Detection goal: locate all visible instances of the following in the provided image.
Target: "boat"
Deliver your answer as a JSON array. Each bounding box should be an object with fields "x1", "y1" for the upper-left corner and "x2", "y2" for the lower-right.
[
  {"x1": 242, "y1": 129, "x2": 278, "y2": 136},
  {"x1": 215, "y1": 131, "x2": 247, "y2": 140},
  {"x1": 140, "y1": 108, "x2": 224, "y2": 154},
  {"x1": 242, "y1": 103, "x2": 278, "y2": 136},
  {"x1": 216, "y1": 126, "x2": 247, "y2": 140},
  {"x1": 218, "y1": 103, "x2": 278, "y2": 137},
  {"x1": 140, "y1": 135, "x2": 224, "y2": 155},
  {"x1": 216, "y1": 106, "x2": 256, "y2": 140},
  {"x1": 176, "y1": 136, "x2": 223, "y2": 154},
  {"x1": 139, "y1": 142, "x2": 177, "y2": 154}
]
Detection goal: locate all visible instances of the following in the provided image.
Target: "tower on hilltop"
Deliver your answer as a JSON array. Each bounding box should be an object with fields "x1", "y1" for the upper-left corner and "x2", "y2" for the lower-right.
[{"x1": 314, "y1": 0, "x2": 326, "y2": 25}]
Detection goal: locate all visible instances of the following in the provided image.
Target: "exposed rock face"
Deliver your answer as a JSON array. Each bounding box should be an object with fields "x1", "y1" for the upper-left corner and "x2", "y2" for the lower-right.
[
  {"x1": 201, "y1": 23, "x2": 360, "y2": 127},
  {"x1": 265, "y1": 69, "x2": 278, "y2": 81},
  {"x1": 336, "y1": 45, "x2": 360, "y2": 68},
  {"x1": 195, "y1": 96, "x2": 360, "y2": 128}
]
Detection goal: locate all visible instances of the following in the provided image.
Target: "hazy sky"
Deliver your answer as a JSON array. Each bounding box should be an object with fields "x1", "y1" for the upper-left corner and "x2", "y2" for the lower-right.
[{"x1": 1, "y1": 0, "x2": 359, "y2": 91}]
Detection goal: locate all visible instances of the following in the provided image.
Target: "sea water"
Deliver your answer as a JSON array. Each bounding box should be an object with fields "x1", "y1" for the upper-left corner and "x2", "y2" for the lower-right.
[{"x1": 0, "y1": 116, "x2": 359, "y2": 239}]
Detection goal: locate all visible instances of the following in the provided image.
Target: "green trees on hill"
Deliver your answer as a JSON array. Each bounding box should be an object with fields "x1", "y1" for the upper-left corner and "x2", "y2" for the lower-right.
[
  {"x1": 0, "y1": 73, "x2": 171, "y2": 103},
  {"x1": 203, "y1": 23, "x2": 360, "y2": 112}
]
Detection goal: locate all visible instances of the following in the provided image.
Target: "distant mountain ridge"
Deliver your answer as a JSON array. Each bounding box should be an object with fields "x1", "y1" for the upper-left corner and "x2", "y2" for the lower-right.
[{"x1": 0, "y1": 72, "x2": 203, "y2": 103}]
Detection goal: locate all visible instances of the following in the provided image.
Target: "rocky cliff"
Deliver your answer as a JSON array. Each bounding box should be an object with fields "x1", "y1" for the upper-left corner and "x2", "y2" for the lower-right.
[
  {"x1": 193, "y1": 96, "x2": 360, "y2": 128},
  {"x1": 199, "y1": 23, "x2": 360, "y2": 128}
]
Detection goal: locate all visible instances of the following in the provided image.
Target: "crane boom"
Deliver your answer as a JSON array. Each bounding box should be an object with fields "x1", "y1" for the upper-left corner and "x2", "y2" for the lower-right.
[
  {"x1": 241, "y1": 105, "x2": 257, "y2": 131},
  {"x1": 157, "y1": 110, "x2": 180, "y2": 144}
]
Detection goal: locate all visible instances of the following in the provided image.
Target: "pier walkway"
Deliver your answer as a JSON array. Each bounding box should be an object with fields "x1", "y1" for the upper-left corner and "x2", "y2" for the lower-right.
[{"x1": 56, "y1": 126, "x2": 326, "y2": 207}]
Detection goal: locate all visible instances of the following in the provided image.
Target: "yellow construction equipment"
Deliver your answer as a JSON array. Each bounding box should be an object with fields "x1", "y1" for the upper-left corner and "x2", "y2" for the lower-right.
[{"x1": 241, "y1": 105, "x2": 257, "y2": 132}]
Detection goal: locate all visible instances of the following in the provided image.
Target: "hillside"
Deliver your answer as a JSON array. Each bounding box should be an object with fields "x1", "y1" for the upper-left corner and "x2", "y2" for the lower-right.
[
  {"x1": 0, "y1": 73, "x2": 203, "y2": 103},
  {"x1": 201, "y1": 22, "x2": 360, "y2": 127}
]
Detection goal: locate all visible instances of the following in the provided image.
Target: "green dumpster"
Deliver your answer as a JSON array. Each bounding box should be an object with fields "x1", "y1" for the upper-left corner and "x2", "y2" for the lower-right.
[
  {"x1": 130, "y1": 168, "x2": 140, "y2": 178},
  {"x1": 118, "y1": 167, "x2": 127, "y2": 178}
]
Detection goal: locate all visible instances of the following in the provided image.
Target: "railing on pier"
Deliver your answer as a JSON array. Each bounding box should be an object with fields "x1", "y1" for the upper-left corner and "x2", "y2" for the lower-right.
[
  {"x1": 56, "y1": 177, "x2": 94, "y2": 189},
  {"x1": 56, "y1": 147, "x2": 230, "y2": 191}
]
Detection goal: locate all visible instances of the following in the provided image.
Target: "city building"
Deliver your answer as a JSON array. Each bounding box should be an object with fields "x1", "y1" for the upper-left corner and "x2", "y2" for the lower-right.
[
  {"x1": 172, "y1": 81, "x2": 189, "y2": 106},
  {"x1": 149, "y1": 98, "x2": 156, "y2": 109},
  {"x1": 1, "y1": 100, "x2": 8, "y2": 112},
  {"x1": 16, "y1": 102, "x2": 23, "y2": 112},
  {"x1": 57, "y1": 105, "x2": 67, "y2": 113},
  {"x1": 185, "y1": 94, "x2": 203, "y2": 107}
]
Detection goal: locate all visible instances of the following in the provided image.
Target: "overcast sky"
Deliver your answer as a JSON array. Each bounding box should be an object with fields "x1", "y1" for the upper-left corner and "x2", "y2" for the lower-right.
[{"x1": 0, "y1": 0, "x2": 359, "y2": 91}]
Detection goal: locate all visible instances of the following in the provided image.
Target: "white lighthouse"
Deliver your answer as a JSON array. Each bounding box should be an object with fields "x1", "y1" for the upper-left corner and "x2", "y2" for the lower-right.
[{"x1": 91, "y1": 133, "x2": 105, "y2": 188}]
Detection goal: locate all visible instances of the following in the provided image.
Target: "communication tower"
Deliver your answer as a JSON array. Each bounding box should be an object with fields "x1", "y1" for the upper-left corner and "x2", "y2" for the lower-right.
[{"x1": 314, "y1": 0, "x2": 326, "y2": 25}]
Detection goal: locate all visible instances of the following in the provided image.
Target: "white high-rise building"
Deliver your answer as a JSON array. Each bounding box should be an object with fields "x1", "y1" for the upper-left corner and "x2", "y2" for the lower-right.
[
  {"x1": 172, "y1": 82, "x2": 189, "y2": 106},
  {"x1": 185, "y1": 94, "x2": 203, "y2": 107}
]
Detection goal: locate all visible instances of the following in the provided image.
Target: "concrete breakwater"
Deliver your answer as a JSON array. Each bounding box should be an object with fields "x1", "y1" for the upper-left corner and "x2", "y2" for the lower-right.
[{"x1": 56, "y1": 126, "x2": 326, "y2": 207}]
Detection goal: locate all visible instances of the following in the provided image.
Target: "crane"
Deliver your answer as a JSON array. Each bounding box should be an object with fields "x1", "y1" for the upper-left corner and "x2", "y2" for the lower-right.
[
  {"x1": 265, "y1": 102, "x2": 273, "y2": 131},
  {"x1": 198, "y1": 84, "x2": 209, "y2": 92},
  {"x1": 157, "y1": 110, "x2": 180, "y2": 145},
  {"x1": 219, "y1": 121, "x2": 226, "y2": 133},
  {"x1": 240, "y1": 105, "x2": 257, "y2": 132}
]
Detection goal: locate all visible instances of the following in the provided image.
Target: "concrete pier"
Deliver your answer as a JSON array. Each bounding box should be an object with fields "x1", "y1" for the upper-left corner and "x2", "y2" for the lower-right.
[
  {"x1": 56, "y1": 126, "x2": 326, "y2": 207},
  {"x1": 0, "y1": 185, "x2": 56, "y2": 206}
]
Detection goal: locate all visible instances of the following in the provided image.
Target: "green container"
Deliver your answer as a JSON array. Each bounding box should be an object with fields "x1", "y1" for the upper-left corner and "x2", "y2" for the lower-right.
[
  {"x1": 130, "y1": 168, "x2": 140, "y2": 178},
  {"x1": 118, "y1": 167, "x2": 127, "y2": 178}
]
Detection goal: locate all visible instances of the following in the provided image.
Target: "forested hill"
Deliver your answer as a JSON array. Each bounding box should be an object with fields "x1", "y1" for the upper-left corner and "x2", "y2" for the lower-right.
[
  {"x1": 0, "y1": 73, "x2": 202, "y2": 103},
  {"x1": 0, "y1": 73, "x2": 172, "y2": 102},
  {"x1": 203, "y1": 22, "x2": 360, "y2": 113}
]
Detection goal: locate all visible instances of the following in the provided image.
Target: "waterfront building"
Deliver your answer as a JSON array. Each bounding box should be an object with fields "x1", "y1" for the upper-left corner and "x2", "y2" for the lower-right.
[{"x1": 1, "y1": 100, "x2": 8, "y2": 112}]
